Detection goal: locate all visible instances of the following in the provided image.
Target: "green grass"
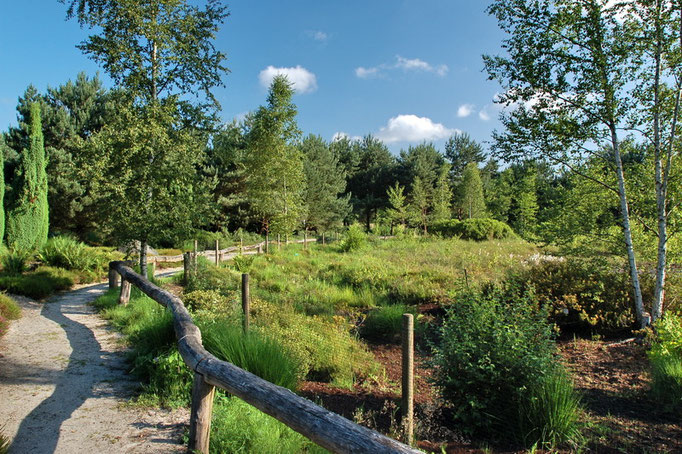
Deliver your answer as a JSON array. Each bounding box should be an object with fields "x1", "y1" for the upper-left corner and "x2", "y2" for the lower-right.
[
  {"x1": 209, "y1": 395, "x2": 328, "y2": 454},
  {"x1": 0, "y1": 293, "x2": 21, "y2": 320},
  {"x1": 0, "y1": 266, "x2": 76, "y2": 299},
  {"x1": 360, "y1": 304, "x2": 416, "y2": 343},
  {"x1": 0, "y1": 427, "x2": 9, "y2": 454},
  {"x1": 650, "y1": 355, "x2": 682, "y2": 414}
]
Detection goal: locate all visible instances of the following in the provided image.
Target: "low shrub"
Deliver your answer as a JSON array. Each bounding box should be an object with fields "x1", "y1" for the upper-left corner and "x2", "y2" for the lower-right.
[
  {"x1": 251, "y1": 298, "x2": 378, "y2": 387},
  {"x1": 209, "y1": 395, "x2": 328, "y2": 454},
  {"x1": 339, "y1": 224, "x2": 367, "y2": 252},
  {"x1": 186, "y1": 257, "x2": 239, "y2": 296},
  {"x1": 200, "y1": 320, "x2": 300, "y2": 391},
  {"x1": 649, "y1": 314, "x2": 682, "y2": 414},
  {"x1": 431, "y1": 284, "x2": 581, "y2": 447},
  {"x1": 0, "y1": 266, "x2": 76, "y2": 299},
  {"x1": 508, "y1": 256, "x2": 637, "y2": 334},
  {"x1": 360, "y1": 304, "x2": 416, "y2": 343},
  {"x1": 183, "y1": 289, "x2": 239, "y2": 320},
  {"x1": 0, "y1": 293, "x2": 21, "y2": 320},
  {"x1": 431, "y1": 218, "x2": 516, "y2": 241},
  {"x1": 1, "y1": 249, "x2": 32, "y2": 275},
  {"x1": 38, "y1": 236, "x2": 108, "y2": 273}
]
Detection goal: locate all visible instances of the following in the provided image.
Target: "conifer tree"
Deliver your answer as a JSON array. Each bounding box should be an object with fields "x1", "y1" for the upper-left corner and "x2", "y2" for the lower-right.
[
  {"x1": 386, "y1": 182, "x2": 409, "y2": 228},
  {"x1": 459, "y1": 162, "x2": 486, "y2": 219},
  {"x1": 432, "y1": 163, "x2": 452, "y2": 222},
  {"x1": 409, "y1": 176, "x2": 430, "y2": 234},
  {"x1": 6, "y1": 103, "x2": 49, "y2": 250}
]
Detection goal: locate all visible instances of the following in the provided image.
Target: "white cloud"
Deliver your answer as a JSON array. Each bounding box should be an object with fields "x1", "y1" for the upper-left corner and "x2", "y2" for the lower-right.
[
  {"x1": 355, "y1": 55, "x2": 448, "y2": 79},
  {"x1": 478, "y1": 109, "x2": 491, "y2": 121},
  {"x1": 376, "y1": 114, "x2": 457, "y2": 143},
  {"x1": 355, "y1": 66, "x2": 382, "y2": 79},
  {"x1": 258, "y1": 65, "x2": 318, "y2": 94},
  {"x1": 332, "y1": 132, "x2": 362, "y2": 142},
  {"x1": 306, "y1": 30, "x2": 328, "y2": 42},
  {"x1": 457, "y1": 104, "x2": 475, "y2": 118}
]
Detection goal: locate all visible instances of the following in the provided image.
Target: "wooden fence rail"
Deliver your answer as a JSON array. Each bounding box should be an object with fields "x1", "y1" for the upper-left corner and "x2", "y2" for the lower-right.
[
  {"x1": 108, "y1": 260, "x2": 420, "y2": 454},
  {"x1": 149, "y1": 238, "x2": 317, "y2": 263}
]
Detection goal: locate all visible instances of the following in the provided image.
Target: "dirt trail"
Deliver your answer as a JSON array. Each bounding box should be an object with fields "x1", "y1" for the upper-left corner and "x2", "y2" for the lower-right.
[{"x1": 0, "y1": 275, "x2": 188, "y2": 453}]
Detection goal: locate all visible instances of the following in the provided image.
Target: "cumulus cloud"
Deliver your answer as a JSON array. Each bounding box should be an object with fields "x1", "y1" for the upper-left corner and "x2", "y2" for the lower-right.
[
  {"x1": 457, "y1": 104, "x2": 475, "y2": 118},
  {"x1": 376, "y1": 114, "x2": 457, "y2": 143},
  {"x1": 306, "y1": 30, "x2": 328, "y2": 42},
  {"x1": 258, "y1": 65, "x2": 318, "y2": 94},
  {"x1": 478, "y1": 109, "x2": 491, "y2": 121},
  {"x1": 355, "y1": 55, "x2": 448, "y2": 79}
]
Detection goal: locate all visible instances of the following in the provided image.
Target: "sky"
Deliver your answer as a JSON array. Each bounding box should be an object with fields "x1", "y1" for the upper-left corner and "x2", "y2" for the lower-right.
[{"x1": 0, "y1": 0, "x2": 509, "y2": 154}]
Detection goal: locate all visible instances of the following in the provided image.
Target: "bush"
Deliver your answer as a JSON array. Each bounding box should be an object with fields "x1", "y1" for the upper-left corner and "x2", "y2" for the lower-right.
[
  {"x1": 232, "y1": 254, "x2": 254, "y2": 273},
  {"x1": 649, "y1": 314, "x2": 682, "y2": 414},
  {"x1": 431, "y1": 218, "x2": 516, "y2": 241},
  {"x1": 200, "y1": 320, "x2": 300, "y2": 391},
  {"x1": 209, "y1": 395, "x2": 328, "y2": 454},
  {"x1": 360, "y1": 304, "x2": 416, "y2": 343},
  {"x1": 509, "y1": 256, "x2": 637, "y2": 334},
  {"x1": 183, "y1": 289, "x2": 239, "y2": 320},
  {"x1": 431, "y1": 284, "x2": 581, "y2": 447},
  {"x1": 38, "y1": 236, "x2": 106, "y2": 272},
  {"x1": 339, "y1": 224, "x2": 367, "y2": 252},
  {"x1": 0, "y1": 266, "x2": 76, "y2": 299},
  {"x1": 1, "y1": 249, "x2": 32, "y2": 275}
]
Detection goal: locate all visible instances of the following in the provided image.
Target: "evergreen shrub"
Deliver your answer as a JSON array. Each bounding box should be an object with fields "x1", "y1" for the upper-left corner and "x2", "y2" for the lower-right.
[
  {"x1": 339, "y1": 224, "x2": 367, "y2": 252},
  {"x1": 431, "y1": 218, "x2": 516, "y2": 241}
]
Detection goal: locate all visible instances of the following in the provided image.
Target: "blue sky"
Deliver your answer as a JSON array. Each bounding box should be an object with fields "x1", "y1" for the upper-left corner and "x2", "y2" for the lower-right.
[{"x1": 0, "y1": 0, "x2": 507, "y2": 154}]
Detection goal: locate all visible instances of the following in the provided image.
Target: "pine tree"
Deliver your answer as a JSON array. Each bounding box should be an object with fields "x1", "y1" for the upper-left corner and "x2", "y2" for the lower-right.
[
  {"x1": 386, "y1": 182, "x2": 409, "y2": 228},
  {"x1": 431, "y1": 163, "x2": 452, "y2": 222},
  {"x1": 6, "y1": 103, "x2": 49, "y2": 250},
  {"x1": 459, "y1": 162, "x2": 486, "y2": 219}
]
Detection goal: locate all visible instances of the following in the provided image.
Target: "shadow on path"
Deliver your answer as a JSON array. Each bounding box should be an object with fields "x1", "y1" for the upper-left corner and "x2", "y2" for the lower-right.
[{"x1": 8, "y1": 284, "x2": 132, "y2": 454}]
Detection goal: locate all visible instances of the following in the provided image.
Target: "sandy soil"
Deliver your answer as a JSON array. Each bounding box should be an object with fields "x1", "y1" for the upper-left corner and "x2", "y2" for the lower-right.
[{"x1": 0, "y1": 279, "x2": 188, "y2": 454}]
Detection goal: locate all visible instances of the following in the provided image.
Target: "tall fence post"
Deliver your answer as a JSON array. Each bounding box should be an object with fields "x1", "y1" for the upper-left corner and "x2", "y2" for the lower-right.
[
  {"x1": 242, "y1": 273, "x2": 250, "y2": 332},
  {"x1": 266, "y1": 232, "x2": 270, "y2": 254},
  {"x1": 402, "y1": 313, "x2": 414, "y2": 446},
  {"x1": 215, "y1": 239, "x2": 220, "y2": 266},
  {"x1": 108, "y1": 267, "x2": 120, "y2": 290},
  {"x1": 119, "y1": 278, "x2": 131, "y2": 306},
  {"x1": 188, "y1": 372, "x2": 215, "y2": 454},
  {"x1": 183, "y1": 252, "x2": 191, "y2": 286},
  {"x1": 304, "y1": 229, "x2": 308, "y2": 250}
]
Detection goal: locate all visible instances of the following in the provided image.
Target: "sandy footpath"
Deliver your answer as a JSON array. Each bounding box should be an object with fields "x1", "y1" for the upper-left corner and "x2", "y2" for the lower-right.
[{"x1": 0, "y1": 277, "x2": 188, "y2": 453}]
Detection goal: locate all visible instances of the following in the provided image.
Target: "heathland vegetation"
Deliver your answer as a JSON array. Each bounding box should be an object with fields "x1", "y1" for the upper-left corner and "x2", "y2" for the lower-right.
[{"x1": 1, "y1": 0, "x2": 681, "y2": 452}]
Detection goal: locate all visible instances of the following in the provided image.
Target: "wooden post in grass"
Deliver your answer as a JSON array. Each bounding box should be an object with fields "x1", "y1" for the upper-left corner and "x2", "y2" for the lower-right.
[
  {"x1": 402, "y1": 313, "x2": 414, "y2": 446},
  {"x1": 188, "y1": 372, "x2": 215, "y2": 453},
  {"x1": 277, "y1": 233, "x2": 281, "y2": 251},
  {"x1": 322, "y1": 232, "x2": 325, "y2": 245},
  {"x1": 215, "y1": 239, "x2": 220, "y2": 266},
  {"x1": 242, "y1": 273, "x2": 250, "y2": 332},
  {"x1": 119, "y1": 278, "x2": 131, "y2": 305},
  {"x1": 183, "y1": 252, "x2": 191, "y2": 286},
  {"x1": 108, "y1": 268, "x2": 120, "y2": 289},
  {"x1": 266, "y1": 232, "x2": 270, "y2": 254},
  {"x1": 304, "y1": 229, "x2": 308, "y2": 250}
]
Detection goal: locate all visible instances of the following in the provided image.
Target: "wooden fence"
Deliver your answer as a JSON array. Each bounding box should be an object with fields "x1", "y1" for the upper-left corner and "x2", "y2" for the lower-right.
[{"x1": 108, "y1": 254, "x2": 420, "y2": 453}]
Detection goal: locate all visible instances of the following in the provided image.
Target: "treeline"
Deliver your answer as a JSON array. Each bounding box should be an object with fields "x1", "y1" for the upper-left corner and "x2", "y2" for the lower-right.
[{"x1": 1, "y1": 72, "x2": 667, "y2": 256}]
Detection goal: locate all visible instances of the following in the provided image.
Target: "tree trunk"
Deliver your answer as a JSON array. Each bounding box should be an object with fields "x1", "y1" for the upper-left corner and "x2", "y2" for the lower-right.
[
  {"x1": 140, "y1": 239, "x2": 148, "y2": 279},
  {"x1": 611, "y1": 127, "x2": 646, "y2": 328}
]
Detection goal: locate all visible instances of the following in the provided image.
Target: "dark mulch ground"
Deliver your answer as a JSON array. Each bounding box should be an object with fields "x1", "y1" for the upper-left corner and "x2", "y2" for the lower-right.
[{"x1": 300, "y1": 339, "x2": 682, "y2": 453}]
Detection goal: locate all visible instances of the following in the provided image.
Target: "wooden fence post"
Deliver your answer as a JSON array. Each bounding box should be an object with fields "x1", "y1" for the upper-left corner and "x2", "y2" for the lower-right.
[
  {"x1": 183, "y1": 252, "x2": 191, "y2": 286},
  {"x1": 108, "y1": 267, "x2": 120, "y2": 290},
  {"x1": 188, "y1": 372, "x2": 215, "y2": 454},
  {"x1": 242, "y1": 273, "x2": 250, "y2": 332},
  {"x1": 266, "y1": 232, "x2": 270, "y2": 254},
  {"x1": 277, "y1": 233, "x2": 281, "y2": 251},
  {"x1": 215, "y1": 239, "x2": 220, "y2": 266},
  {"x1": 304, "y1": 229, "x2": 308, "y2": 250},
  {"x1": 119, "y1": 278, "x2": 131, "y2": 306},
  {"x1": 322, "y1": 232, "x2": 325, "y2": 245},
  {"x1": 402, "y1": 313, "x2": 414, "y2": 446},
  {"x1": 149, "y1": 260, "x2": 156, "y2": 278}
]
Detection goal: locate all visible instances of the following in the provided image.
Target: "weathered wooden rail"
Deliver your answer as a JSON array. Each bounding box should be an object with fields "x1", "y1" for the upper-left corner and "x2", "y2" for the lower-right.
[
  {"x1": 149, "y1": 238, "x2": 317, "y2": 263},
  {"x1": 108, "y1": 260, "x2": 421, "y2": 454}
]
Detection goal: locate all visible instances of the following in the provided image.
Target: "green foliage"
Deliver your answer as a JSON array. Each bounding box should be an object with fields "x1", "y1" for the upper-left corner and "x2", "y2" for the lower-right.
[
  {"x1": 1, "y1": 249, "x2": 32, "y2": 275},
  {"x1": 431, "y1": 285, "x2": 576, "y2": 445},
  {"x1": 6, "y1": 103, "x2": 49, "y2": 251},
  {"x1": 431, "y1": 218, "x2": 516, "y2": 241},
  {"x1": 509, "y1": 257, "x2": 637, "y2": 333},
  {"x1": 409, "y1": 176, "x2": 430, "y2": 233},
  {"x1": 251, "y1": 298, "x2": 376, "y2": 387},
  {"x1": 649, "y1": 315, "x2": 682, "y2": 413},
  {"x1": 200, "y1": 320, "x2": 300, "y2": 391},
  {"x1": 339, "y1": 224, "x2": 367, "y2": 252},
  {"x1": 245, "y1": 76, "x2": 305, "y2": 235},
  {"x1": 360, "y1": 304, "x2": 416, "y2": 343},
  {"x1": 0, "y1": 266, "x2": 75, "y2": 299},
  {"x1": 459, "y1": 162, "x2": 487, "y2": 219},
  {"x1": 209, "y1": 395, "x2": 328, "y2": 454},
  {"x1": 0, "y1": 427, "x2": 8, "y2": 454},
  {"x1": 183, "y1": 289, "x2": 239, "y2": 320},
  {"x1": 0, "y1": 293, "x2": 21, "y2": 338},
  {"x1": 38, "y1": 236, "x2": 107, "y2": 272},
  {"x1": 386, "y1": 182, "x2": 409, "y2": 227},
  {"x1": 232, "y1": 254, "x2": 254, "y2": 273},
  {"x1": 0, "y1": 135, "x2": 5, "y2": 244}
]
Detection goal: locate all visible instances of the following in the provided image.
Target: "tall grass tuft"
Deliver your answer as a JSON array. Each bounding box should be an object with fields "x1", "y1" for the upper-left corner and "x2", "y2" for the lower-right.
[
  {"x1": 38, "y1": 236, "x2": 105, "y2": 272},
  {"x1": 1, "y1": 249, "x2": 31, "y2": 275},
  {"x1": 519, "y1": 370, "x2": 583, "y2": 449},
  {"x1": 0, "y1": 293, "x2": 21, "y2": 320},
  {"x1": 360, "y1": 304, "x2": 416, "y2": 343},
  {"x1": 200, "y1": 320, "x2": 300, "y2": 391},
  {"x1": 0, "y1": 426, "x2": 9, "y2": 454}
]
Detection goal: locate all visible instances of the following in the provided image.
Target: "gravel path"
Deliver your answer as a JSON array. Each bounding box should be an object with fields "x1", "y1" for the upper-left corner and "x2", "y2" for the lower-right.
[{"x1": 0, "y1": 277, "x2": 188, "y2": 453}]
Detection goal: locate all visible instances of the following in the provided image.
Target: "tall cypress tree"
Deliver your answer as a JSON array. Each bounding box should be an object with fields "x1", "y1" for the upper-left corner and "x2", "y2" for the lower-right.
[{"x1": 6, "y1": 103, "x2": 48, "y2": 250}]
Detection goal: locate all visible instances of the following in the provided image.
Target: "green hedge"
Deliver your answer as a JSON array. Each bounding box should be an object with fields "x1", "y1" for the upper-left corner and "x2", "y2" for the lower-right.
[{"x1": 431, "y1": 218, "x2": 516, "y2": 241}]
